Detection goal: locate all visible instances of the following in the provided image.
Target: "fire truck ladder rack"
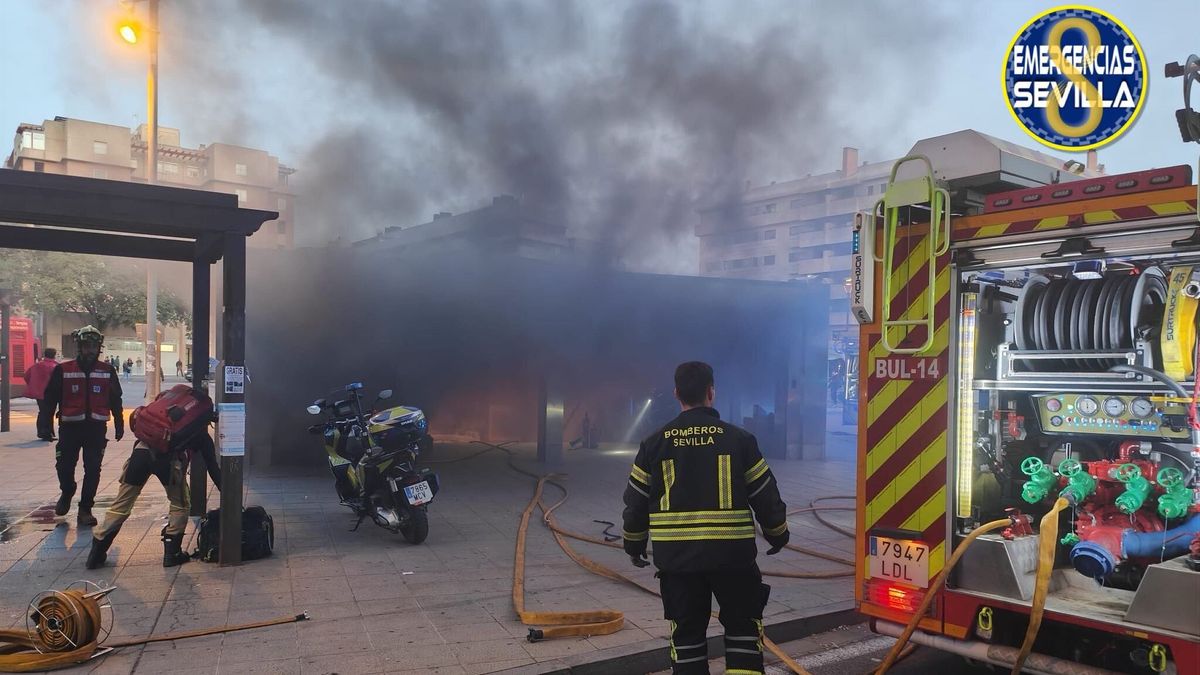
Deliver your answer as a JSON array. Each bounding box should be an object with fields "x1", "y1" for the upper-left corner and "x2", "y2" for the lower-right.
[{"x1": 874, "y1": 154, "x2": 950, "y2": 354}]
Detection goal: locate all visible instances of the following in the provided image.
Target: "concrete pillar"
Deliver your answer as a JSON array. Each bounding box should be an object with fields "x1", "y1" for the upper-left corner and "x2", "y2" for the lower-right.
[{"x1": 537, "y1": 375, "x2": 564, "y2": 465}]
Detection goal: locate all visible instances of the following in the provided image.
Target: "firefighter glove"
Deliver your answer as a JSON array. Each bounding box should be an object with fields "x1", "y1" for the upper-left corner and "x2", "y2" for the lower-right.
[
  {"x1": 623, "y1": 536, "x2": 648, "y2": 560},
  {"x1": 765, "y1": 530, "x2": 789, "y2": 555},
  {"x1": 114, "y1": 422, "x2": 124, "y2": 441}
]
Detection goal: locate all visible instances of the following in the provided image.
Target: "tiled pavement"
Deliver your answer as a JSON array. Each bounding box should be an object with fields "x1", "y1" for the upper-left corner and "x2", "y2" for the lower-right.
[{"x1": 0, "y1": 399, "x2": 857, "y2": 674}]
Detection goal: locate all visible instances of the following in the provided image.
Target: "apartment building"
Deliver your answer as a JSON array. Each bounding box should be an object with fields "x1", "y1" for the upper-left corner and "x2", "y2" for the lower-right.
[{"x1": 7, "y1": 116, "x2": 295, "y2": 249}]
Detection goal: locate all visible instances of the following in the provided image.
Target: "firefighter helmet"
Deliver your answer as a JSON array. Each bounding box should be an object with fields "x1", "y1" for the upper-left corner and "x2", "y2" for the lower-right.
[{"x1": 72, "y1": 325, "x2": 104, "y2": 347}]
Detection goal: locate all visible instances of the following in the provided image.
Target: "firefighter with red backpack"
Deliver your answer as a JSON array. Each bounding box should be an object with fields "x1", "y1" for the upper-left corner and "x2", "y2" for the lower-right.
[
  {"x1": 44, "y1": 326, "x2": 123, "y2": 527},
  {"x1": 86, "y1": 384, "x2": 216, "y2": 569}
]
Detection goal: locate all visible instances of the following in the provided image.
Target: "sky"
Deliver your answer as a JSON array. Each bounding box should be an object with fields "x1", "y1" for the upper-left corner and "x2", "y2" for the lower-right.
[{"x1": 0, "y1": 1, "x2": 1196, "y2": 270}]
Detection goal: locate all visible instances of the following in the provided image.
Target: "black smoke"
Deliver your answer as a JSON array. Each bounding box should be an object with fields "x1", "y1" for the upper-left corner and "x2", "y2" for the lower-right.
[{"x1": 150, "y1": 0, "x2": 960, "y2": 270}]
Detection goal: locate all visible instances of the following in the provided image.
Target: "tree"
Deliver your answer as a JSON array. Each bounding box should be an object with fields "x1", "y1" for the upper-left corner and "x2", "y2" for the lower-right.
[{"x1": 0, "y1": 251, "x2": 191, "y2": 331}]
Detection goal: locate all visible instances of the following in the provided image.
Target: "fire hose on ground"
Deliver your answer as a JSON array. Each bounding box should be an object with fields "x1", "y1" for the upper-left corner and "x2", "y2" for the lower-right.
[
  {"x1": 0, "y1": 585, "x2": 307, "y2": 673},
  {"x1": 470, "y1": 441, "x2": 887, "y2": 674}
]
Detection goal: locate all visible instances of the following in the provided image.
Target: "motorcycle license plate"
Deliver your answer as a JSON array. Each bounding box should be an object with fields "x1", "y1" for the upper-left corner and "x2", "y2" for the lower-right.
[
  {"x1": 403, "y1": 481, "x2": 433, "y2": 506},
  {"x1": 868, "y1": 536, "x2": 929, "y2": 588}
]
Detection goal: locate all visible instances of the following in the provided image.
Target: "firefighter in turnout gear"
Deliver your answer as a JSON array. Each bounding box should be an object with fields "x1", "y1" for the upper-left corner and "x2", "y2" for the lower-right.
[
  {"x1": 623, "y1": 362, "x2": 789, "y2": 675},
  {"x1": 86, "y1": 433, "x2": 215, "y2": 569},
  {"x1": 44, "y1": 326, "x2": 124, "y2": 527}
]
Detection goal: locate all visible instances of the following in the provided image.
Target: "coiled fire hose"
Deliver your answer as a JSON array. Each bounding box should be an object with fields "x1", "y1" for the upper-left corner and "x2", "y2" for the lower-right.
[
  {"x1": 0, "y1": 587, "x2": 307, "y2": 673},
  {"x1": 0, "y1": 589, "x2": 102, "y2": 673}
]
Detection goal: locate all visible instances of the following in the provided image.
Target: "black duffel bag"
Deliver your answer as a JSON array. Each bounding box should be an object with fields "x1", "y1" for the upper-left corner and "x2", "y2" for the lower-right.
[{"x1": 194, "y1": 506, "x2": 274, "y2": 562}]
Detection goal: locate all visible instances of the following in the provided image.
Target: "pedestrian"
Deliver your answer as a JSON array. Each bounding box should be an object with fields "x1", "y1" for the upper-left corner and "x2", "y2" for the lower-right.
[
  {"x1": 176, "y1": 359, "x2": 183, "y2": 377},
  {"x1": 87, "y1": 428, "x2": 215, "y2": 569},
  {"x1": 23, "y1": 348, "x2": 60, "y2": 441},
  {"x1": 135, "y1": 357, "x2": 142, "y2": 375},
  {"x1": 44, "y1": 326, "x2": 123, "y2": 527},
  {"x1": 124, "y1": 358, "x2": 133, "y2": 380},
  {"x1": 623, "y1": 361, "x2": 789, "y2": 675}
]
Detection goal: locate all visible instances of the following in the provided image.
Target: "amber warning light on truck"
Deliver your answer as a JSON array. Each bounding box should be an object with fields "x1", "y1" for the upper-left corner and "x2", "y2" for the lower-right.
[{"x1": 850, "y1": 212, "x2": 874, "y2": 324}]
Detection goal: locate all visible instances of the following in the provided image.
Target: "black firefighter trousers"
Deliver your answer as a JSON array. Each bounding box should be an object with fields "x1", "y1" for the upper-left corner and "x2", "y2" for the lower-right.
[
  {"x1": 659, "y1": 566, "x2": 769, "y2": 675},
  {"x1": 55, "y1": 422, "x2": 108, "y2": 509}
]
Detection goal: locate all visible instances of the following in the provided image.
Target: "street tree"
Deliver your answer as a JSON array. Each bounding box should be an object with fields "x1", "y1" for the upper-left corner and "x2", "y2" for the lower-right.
[{"x1": 0, "y1": 251, "x2": 191, "y2": 331}]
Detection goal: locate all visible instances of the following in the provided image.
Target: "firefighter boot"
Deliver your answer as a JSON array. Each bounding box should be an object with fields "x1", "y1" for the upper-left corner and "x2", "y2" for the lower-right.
[
  {"x1": 77, "y1": 506, "x2": 97, "y2": 527},
  {"x1": 161, "y1": 531, "x2": 191, "y2": 567},
  {"x1": 54, "y1": 491, "x2": 74, "y2": 517},
  {"x1": 86, "y1": 531, "x2": 117, "y2": 570}
]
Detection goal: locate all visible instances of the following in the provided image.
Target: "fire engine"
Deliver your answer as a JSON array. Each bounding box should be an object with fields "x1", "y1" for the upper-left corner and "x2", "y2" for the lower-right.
[{"x1": 853, "y1": 58, "x2": 1200, "y2": 674}]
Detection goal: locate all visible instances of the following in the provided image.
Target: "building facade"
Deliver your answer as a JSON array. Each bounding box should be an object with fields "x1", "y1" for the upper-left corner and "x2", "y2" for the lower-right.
[
  {"x1": 695, "y1": 147, "x2": 890, "y2": 350},
  {"x1": 696, "y1": 135, "x2": 1103, "y2": 353},
  {"x1": 7, "y1": 116, "x2": 295, "y2": 249},
  {"x1": 5, "y1": 116, "x2": 296, "y2": 368}
]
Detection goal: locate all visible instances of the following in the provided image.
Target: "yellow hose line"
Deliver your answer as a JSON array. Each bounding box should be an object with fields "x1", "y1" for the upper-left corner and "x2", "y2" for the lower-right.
[
  {"x1": 874, "y1": 518, "x2": 1012, "y2": 674},
  {"x1": 529, "y1": 475, "x2": 814, "y2": 674},
  {"x1": 1010, "y1": 497, "x2": 1069, "y2": 675},
  {"x1": 512, "y1": 476, "x2": 624, "y2": 639}
]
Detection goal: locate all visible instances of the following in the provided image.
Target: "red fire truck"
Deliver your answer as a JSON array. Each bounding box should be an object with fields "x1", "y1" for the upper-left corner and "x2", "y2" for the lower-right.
[{"x1": 851, "y1": 122, "x2": 1200, "y2": 672}]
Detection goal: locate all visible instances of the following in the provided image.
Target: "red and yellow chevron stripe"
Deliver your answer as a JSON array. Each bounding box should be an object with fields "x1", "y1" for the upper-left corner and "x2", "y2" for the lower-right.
[
  {"x1": 954, "y1": 186, "x2": 1197, "y2": 242},
  {"x1": 858, "y1": 229, "x2": 952, "y2": 588}
]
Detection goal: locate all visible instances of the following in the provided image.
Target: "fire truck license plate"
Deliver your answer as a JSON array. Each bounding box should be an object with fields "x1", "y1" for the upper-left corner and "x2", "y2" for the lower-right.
[{"x1": 869, "y1": 536, "x2": 929, "y2": 588}]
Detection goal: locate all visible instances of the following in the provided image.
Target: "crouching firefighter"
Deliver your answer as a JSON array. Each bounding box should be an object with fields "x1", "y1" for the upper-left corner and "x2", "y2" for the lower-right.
[
  {"x1": 45, "y1": 326, "x2": 123, "y2": 527},
  {"x1": 86, "y1": 426, "x2": 217, "y2": 569},
  {"x1": 623, "y1": 362, "x2": 789, "y2": 675}
]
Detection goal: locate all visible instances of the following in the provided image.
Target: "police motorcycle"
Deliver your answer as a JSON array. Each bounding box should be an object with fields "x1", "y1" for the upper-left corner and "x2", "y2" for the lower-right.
[{"x1": 306, "y1": 383, "x2": 439, "y2": 544}]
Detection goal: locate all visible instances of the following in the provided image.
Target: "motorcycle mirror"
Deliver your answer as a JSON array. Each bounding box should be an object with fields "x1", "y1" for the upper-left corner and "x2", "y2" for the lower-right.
[
  {"x1": 378, "y1": 389, "x2": 393, "y2": 400},
  {"x1": 306, "y1": 405, "x2": 322, "y2": 415}
]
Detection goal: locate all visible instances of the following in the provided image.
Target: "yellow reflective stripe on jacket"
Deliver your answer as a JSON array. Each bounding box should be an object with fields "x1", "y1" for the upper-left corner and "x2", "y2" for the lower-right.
[
  {"x1": 763, "y1": 521, "x2": 788, "y2": 537},
  {"x1": 718, "y1": 454, "x2": 732, "y2": 509},
  {"x1": 660, "y1": 459, "x2": 675, "y2": 511},
  {"x1": 650, "y1": 525, "x2": 756, "y2": 541},
  {"x1": 630, "y1": 464, "x2": 651, "y2": 485},
  {"x1": 650, "y1": 509, "x2": 752, "y2": 524},
  {"x1": 744, "y1": 458, "x2": 768, "y2": 483},
  {"x1": 622, "y1": 529, "x2": 648, "y2": 541}
]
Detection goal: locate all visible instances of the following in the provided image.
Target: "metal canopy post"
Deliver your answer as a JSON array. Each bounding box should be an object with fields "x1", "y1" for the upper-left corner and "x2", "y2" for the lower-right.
[
  {"x1": 189, "y1": 244, "x2": 212, "y2": 516},
  {"x1": 218, "y1": 232, "x2": 246, "y2": 565}
]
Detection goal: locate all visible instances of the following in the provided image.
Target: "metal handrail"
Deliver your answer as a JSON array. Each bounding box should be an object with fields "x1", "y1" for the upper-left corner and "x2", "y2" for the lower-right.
[{"x1": 879, "y1": 154, "x2": 950, "y2": 354}]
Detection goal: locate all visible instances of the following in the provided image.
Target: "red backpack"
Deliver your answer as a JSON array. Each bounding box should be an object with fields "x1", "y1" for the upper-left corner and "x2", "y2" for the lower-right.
[{"x1": 131, "y1": 384, "x2": 215, "y2": 452}]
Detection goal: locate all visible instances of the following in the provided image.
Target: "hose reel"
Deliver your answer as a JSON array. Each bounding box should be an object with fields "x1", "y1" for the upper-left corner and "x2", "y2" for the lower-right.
[{"x1": 1013, "y1": 268, "x2": 1168, "y2": 371}]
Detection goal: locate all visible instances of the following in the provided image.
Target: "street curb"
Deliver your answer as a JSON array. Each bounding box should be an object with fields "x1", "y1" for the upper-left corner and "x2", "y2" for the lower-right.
[{"x1": 496, "y1": 601, "x2": 861, "y2": 675}]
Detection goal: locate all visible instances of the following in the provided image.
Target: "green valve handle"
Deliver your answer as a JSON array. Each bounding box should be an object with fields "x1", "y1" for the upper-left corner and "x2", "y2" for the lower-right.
[
  {"x1": 1021, "y1": 457, "x2": 1056, "y2": 504},
  {"x1": 1115, "y1": 463, "x2": 1150, "y2": 514},
  {"x1": 1060, "y1": 532, "x2": 1080, "y2": 546},
  {"x1": 1156, "y1": 467, "x2": 1192, "y2": 519},
  {"x1": 1058, "y1": 458, "x2": 1096, "y2": 504}
]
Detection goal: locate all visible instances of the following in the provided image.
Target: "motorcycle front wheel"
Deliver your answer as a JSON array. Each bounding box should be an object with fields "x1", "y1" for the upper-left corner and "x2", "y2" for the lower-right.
[{"x1": 399, "y1": 507, "x2": 428, "y2": 544}]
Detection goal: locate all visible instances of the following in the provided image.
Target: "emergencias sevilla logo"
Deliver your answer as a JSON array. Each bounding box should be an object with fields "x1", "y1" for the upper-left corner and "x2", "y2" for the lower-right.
[{"x1": 1003, "y1": 6, "x2": 1146, "y2": 151}]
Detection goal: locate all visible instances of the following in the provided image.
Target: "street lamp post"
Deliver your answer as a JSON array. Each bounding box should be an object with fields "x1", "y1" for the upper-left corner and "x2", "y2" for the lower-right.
[{"x1": 120, "y1": 0, "x2": 161, "y2": 401}]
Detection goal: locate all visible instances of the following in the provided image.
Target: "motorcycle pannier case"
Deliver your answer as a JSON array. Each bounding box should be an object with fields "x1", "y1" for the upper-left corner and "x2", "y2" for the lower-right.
[{"x1": 131, "y1": 384, "x2": 215, "y2": 453}]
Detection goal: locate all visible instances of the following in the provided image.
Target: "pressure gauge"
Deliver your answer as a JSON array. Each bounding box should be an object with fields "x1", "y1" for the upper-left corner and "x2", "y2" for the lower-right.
[
  {"x1": 1076, "y1": 396, "x2": 1099, "y2": 416},
  {"x1": 1103, "y1": 397, "x2": 1126, "y2": 417},
  {"x1": 1129, "y1": 397, "x2": 1154, "y2": 419},
  {"x1": 1045, "y1": 398, "x2": 1062, "y2": 413}
]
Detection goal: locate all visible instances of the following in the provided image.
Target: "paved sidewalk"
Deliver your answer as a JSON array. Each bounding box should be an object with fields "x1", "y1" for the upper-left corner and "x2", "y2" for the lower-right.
[{"x1": 0, "y1": 401, "x2": 857, "y2": 674}]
